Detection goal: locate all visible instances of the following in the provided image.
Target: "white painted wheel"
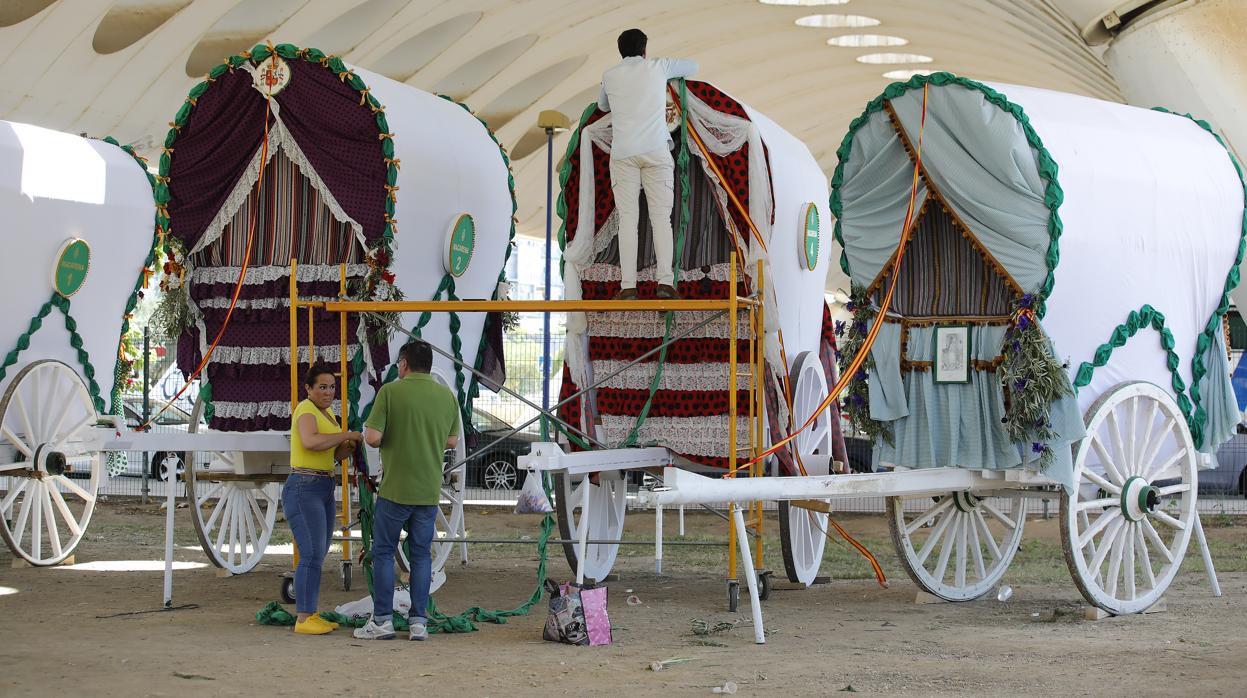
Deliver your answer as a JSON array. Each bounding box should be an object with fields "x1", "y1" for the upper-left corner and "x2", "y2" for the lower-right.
[
  {"x1": 395, "y1": 368, "x2": 466, "y2": 595},
  {"x1": 778, "y1": 351, "x2": 832, "y2": 586},
  {"x1": 0, "y1": 360, "x2": 101, "y2": 566},
  {"x1": 555, "y1": 469, "x2": 627, "y2": 583},
  {"x1": 185, "y1": 397, "x2": 279, "y2": 574},
  {"x1": 888, "y1": 490, "x2": 1026, "y2": 601},
  {"x1": 1061, "y1": 381, "x2": 1197, "y2": 615}
]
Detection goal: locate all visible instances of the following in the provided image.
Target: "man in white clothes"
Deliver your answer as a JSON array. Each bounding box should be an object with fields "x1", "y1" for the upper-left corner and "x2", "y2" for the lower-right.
[{"x1": 598, "y1": 28, "x2": 698, "y2": 301}]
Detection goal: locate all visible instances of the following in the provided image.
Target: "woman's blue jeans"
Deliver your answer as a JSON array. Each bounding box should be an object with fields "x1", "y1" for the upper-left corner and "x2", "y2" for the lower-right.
[{"x1": 282, "y1": 473, "x2": 336, "y2": 614}]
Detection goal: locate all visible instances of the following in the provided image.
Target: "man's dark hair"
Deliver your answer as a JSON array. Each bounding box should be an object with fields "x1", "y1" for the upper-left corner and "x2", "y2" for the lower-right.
[
  {"x1": 303, "y1": 362, "x2": 337, "y2": 388},
  {"x1": 399, "y1": 340, "x2": 433, "y2": 373},
  {"x1": 618, "y1": 29, "x2": 647, "y2": 58}
]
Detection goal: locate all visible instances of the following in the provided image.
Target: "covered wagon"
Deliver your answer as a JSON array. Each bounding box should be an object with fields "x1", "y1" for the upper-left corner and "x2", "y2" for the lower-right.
[
  {"x1": 830, "y1": 73, "x2": 1243, "y2": 612},
  {"x1": 554, "y1": 79, "x2": 847, "y2": 587},
  {"x1": 156, "y1": 44, "x2": 516, "y2": 587},
  {"x1": 653, "y1": 73, "x2": 1243, "y2": 634},
  {"x1": 0, "y1": 120, "x2": 156, "y2": 564}
]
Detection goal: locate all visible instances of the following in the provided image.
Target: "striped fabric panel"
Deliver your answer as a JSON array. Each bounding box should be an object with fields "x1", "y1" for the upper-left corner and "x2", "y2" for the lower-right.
[
  {"x1": 196, "y1": 149, "x2": 362, "y2": 268},
  {"x1": 874, "y1": 205, "x2": 1012, "y2": 316}
]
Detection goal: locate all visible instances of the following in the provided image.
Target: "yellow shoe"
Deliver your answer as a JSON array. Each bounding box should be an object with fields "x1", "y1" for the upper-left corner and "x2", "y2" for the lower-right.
[
  {"x1": 320, "y1": 616, "x2": 340, "y2": 629},
  {"x1": 294, "y1": 616, "x2": 335, "y2": 635}
]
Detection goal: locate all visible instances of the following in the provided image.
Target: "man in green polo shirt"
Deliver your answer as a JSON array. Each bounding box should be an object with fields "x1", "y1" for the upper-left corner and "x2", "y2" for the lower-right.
[{"x1": 355, "y1": 339, "x2": 460, "y2": 642}]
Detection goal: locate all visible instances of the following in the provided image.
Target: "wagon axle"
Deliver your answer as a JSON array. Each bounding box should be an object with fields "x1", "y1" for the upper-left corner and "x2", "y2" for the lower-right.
[
  {"x1": 31, "y1": 444, "x2": 68, "y2": 478},
  {"x1": 1120, "y1": 476, "x2": 1161, "y2": 522}
]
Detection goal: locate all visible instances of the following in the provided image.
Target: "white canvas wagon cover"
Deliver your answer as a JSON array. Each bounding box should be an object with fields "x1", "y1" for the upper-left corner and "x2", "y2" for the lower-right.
[{"x1": 832, "y1": 73, "x2": 1245, "y2": 485}]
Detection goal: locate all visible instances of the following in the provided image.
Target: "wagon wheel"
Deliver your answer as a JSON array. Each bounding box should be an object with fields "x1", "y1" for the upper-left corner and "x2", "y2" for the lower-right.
[
  {"x1": 887, "y1": 488, "x2": 1026, "y2": 601},
  {"x1": 778, "y1": 351, "x2": 832, "y2": 585},
  {"x1": 1061, "y1": 381, "x2": 1197, "y2": 615},
  {"x1": 0, "y1": 360, "x2": 101, "y2": 565},
  {"x1": 554, "y1": 470, "x2": 628, "y2": 583},
  {"x1": 394, "y1": 369, "x2": 466, "y2": 595},
  {"x1": 184, "y1": 396, "x2": 279, "y2": 574}
]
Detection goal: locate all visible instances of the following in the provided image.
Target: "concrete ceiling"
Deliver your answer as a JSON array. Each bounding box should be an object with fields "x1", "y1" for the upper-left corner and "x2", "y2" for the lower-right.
[{"x1": 0, "y1": 1, "x2": 1122, "y2": 292}]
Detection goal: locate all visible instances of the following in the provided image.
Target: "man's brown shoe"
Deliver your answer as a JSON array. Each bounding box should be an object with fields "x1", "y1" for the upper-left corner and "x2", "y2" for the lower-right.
[
  {"x1": 613, "y1": 287, "x2": 638, "y2": 301},
  {"x1": 655, "y1": 284, "x2": 681, "y2": 300}
]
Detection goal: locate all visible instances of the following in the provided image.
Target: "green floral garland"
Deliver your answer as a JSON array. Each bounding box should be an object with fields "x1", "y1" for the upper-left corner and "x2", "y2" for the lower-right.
[
  {"x1": 836, "y1": 286, "x2": 891, "y2": 445},
  {"x1": 102, "y1": 135, "x2": 164, "y2": 414},
  {"x1": 998, "y1": 294, "x2": 1071, "y2": 467}
]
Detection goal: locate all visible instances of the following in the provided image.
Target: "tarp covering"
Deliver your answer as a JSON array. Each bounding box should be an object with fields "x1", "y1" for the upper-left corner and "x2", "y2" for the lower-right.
[{"x1": 0, "y1": 120, "x2": 154, "y2": 406}]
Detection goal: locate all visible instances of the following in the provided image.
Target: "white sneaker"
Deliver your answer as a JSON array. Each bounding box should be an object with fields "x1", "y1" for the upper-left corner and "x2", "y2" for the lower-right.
[
  {"x1": 408, "y1": 621, "x2": 428, "y2": 641},
  {"x1": 353, "y1": 617, "x2": 395, "y2": 640}
]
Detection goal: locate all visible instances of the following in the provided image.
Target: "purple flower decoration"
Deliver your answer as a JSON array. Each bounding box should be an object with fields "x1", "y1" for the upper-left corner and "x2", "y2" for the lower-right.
[
  {"x1": 1031, "y1": 442, "x2": 1047, "y2": 454},
  {"x1": 834, "y1": 320, "x2": 846, "y2": 337},
  {"x1": 855, "y1": 369, "x2": 867, "y2": 381},
  {"x1": 1016, "y1": 315, "x2": 1031, "y2": 331},
  {"x1": 1018, "y1": 294, "x2": 1034, "y2": 309},
  {"x1": 1011, "y1": 341, "x2": 1022, "y2": 354},
  {"x1": 846, "y1": 301, "x2": 857, "y2": 313},
  {"x1": 1013, "y1": 378, "x2": 1028, "y2": 392},
  {"x1": 851, "y1": 393, "x2": 865, "y2": 406}
]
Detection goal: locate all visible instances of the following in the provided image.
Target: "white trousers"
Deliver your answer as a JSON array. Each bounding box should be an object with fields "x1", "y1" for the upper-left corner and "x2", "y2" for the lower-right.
[{"x1": 609, "y1": 149, "x2": 675, "y2": 289}]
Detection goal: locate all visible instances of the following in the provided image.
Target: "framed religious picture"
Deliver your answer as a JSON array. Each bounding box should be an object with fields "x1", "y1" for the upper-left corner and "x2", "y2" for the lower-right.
[{"x1": 933, "y1": 325, "x2": 971, "y2": 384}]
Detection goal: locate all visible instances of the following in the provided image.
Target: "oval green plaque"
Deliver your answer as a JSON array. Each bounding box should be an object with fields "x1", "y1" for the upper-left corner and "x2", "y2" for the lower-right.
[
  {"x1": 445, "y1": 214, "x2": 475, "y2": 278},
  {"x1": 53, "y1": 238, "x2": 91, "y2": 298},
  {"x1": 802, "y1": 203, "x2": 820, "y2": 271}
]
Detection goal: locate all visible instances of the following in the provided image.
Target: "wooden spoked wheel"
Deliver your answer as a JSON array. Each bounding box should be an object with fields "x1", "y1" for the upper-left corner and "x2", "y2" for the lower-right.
[
  {"x1": 554, "y1": 469, "x2": 628, "y2": 583},
  {"x1": 888, "y1": 489, "x2": 1026, "y2": 601},
  {"x1": 0, "y1": 360, "x2": 101, "y2": 565},
  {"x1": 185, "y1": 396, "x2": 279, "y2": 575},
  {"x1": 395, "y1": 368, "x2": 466, "y2": 595},
  {"x1": 1061, "y1": 381, "x2": 1197, "y2": 615},
  {"x1": 778, "y1": 351, "x2": 832, "y2": 586}
]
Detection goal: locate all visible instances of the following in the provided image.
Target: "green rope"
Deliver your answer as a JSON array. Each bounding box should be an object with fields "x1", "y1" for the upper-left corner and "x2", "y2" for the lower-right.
[
  {"x1": 260, "y1": 468, "x2": 555, "y2": 634},
  {"x1": 0, "y1": 294, "x2": 106, "y2": 414},
  {"x1": 618, "y1": 78, "x2": 691, "y2": 447}
]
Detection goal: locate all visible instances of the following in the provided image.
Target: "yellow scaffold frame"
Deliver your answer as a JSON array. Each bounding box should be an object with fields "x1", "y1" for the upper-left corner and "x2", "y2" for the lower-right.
[{"x1": 289, "y1": 252, "x2": 768, "y2": 592}]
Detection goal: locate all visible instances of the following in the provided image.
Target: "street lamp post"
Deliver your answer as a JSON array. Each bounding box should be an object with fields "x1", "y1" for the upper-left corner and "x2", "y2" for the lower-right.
[{"x1": 537, "y1": 110, "x2": 570, "y2": 441}]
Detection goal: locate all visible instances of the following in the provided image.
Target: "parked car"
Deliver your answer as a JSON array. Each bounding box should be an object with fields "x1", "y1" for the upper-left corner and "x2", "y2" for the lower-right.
[
  {"x1": 118, "y1": 396, "x2": 201, "y2": 480},
  {"x1": 464, "y1": 408, "x2": 540, "y2": 490},
  {"x1": 1204, "y1": 426, "x2": 1247, "y2": 497}
]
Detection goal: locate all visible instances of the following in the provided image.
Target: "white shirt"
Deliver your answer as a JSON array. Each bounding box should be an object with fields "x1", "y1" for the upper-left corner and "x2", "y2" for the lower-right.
[{"x1": 598, "y1": 56, "x2": 699, "y2": 160}]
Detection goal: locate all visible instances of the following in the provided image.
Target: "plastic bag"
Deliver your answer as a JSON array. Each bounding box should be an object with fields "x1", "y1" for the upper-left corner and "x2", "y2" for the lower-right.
[
  {"x1": 515, "y1": 472, "x2": 553, "y2": 514},
  {"x1": 542, "y1": 580, "x2": 611, "y2": 646}
]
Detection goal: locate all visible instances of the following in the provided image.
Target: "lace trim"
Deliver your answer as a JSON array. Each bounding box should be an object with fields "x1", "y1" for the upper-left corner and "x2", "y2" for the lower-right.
[
  {"x1": 212, "y1": 399, "x2": 342, "y2": 420},
  {"x1": 580, "y1": 261, "x2": 736, "y2": 284},
  {"x1": 587, "y1": 310, "x2": 750, "y2": 340},
  {"x1": 195, "y1": 294, "x2": 342, "y2": 309},
  {"x1": 191, "y1": 263, "x2": 369, "y2": 285},
  {"x1": 190, "y1": 113, "x2": 366, "y2": 257},
  {"x1": 599, "y1": 414, "x2": 749, "y2": 457},
  {"x1": 208, "y1": 344, "x2": 361, "y2": 365},
  {"x1": 592, "y1": 359, "x2": 751, "y2": 392}
]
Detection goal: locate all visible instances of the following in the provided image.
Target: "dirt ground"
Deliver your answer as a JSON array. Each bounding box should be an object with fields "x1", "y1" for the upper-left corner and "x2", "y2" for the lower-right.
[{"x1": 0, "y1": 502, "x2": 1244, "y2": 697}]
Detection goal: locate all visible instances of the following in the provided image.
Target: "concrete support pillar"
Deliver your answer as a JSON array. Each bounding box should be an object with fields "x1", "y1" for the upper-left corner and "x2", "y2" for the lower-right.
[{"x1": 1100, "y1": 0, "x2": 1246, "y2": 158}]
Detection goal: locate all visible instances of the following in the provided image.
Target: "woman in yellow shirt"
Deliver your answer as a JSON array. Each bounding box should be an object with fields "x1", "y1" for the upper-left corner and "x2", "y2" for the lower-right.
[{"x1": 283, "y1": 363, "x2": 362, "y2": 635}]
